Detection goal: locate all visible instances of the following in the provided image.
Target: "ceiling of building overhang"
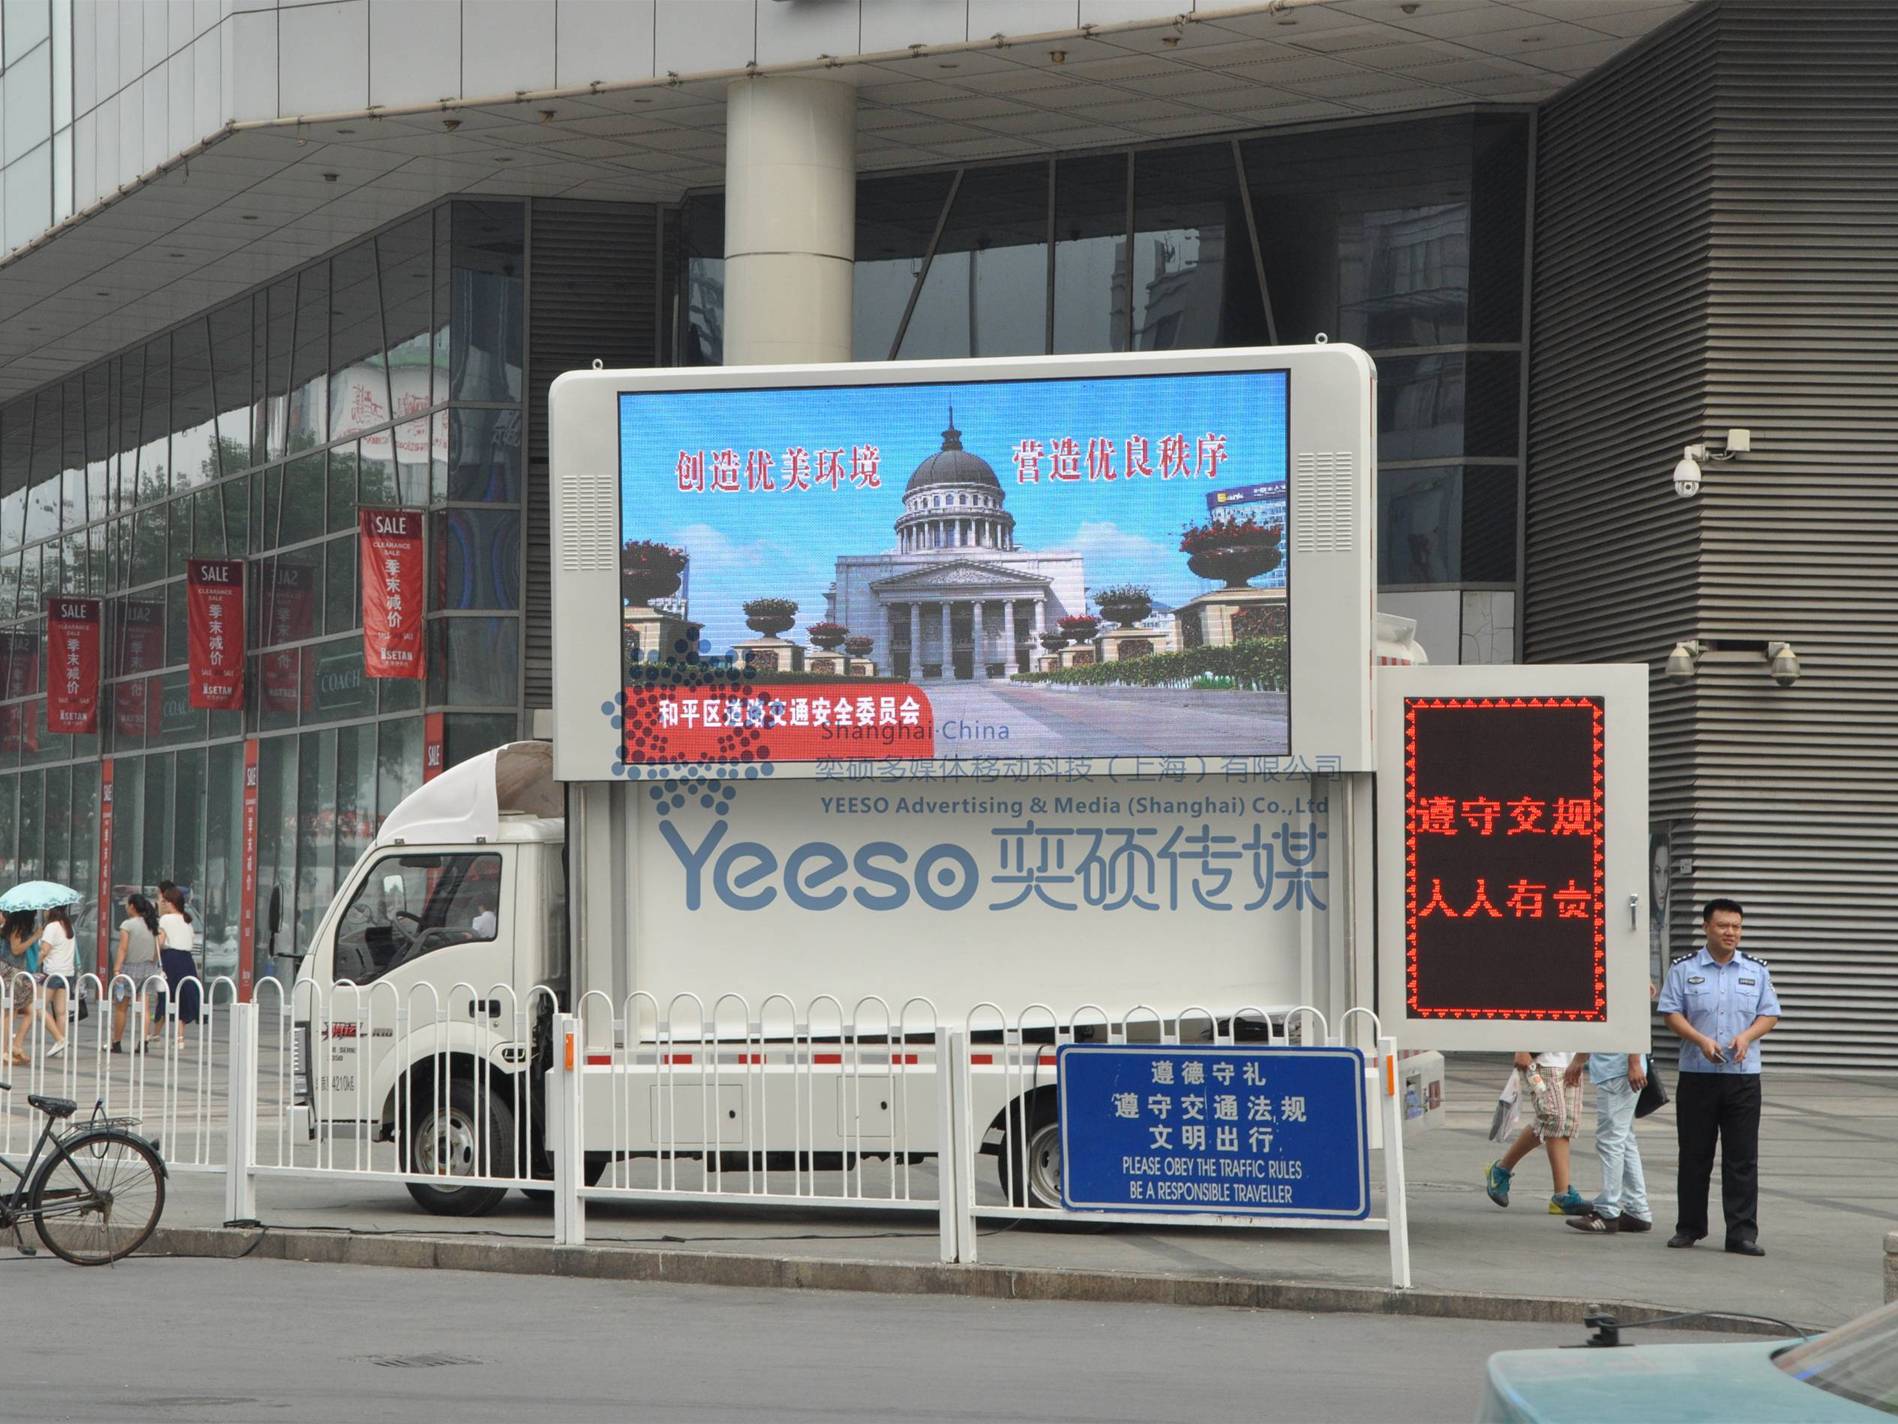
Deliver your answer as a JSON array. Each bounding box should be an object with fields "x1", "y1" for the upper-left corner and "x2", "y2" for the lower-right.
[{"x1": 0, "y1": 0, "x2": 1691, "y2": 399}]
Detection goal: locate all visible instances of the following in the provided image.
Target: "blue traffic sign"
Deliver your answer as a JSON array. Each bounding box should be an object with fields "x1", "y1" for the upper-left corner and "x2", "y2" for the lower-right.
[
  {"x1": 1206, "y1": 480, "x2": 1286, "y2": 513},
  {"x1": 1056, "y1": 1044, "x2": 1370, "y2": 1219}
]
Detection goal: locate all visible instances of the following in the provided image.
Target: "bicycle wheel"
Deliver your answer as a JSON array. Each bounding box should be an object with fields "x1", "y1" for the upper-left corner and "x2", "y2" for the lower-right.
[{"x1": 30, "y1": 1129, "x2": 166, "y2": 1265}]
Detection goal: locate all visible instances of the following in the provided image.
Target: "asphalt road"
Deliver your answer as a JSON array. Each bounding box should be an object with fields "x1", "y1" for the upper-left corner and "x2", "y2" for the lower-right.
[{"x1": 13, "y1": 1255, "x2": 1657, "y2": 1423}]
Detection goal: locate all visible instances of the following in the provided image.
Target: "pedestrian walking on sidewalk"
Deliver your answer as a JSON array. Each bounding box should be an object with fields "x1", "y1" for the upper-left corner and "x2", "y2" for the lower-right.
[
  {"x1": 110, "y1": 894, "x2": 162, "y2": 1054},
  {"x1": 1658, "y1": 897, "x2": 1780, "y2": 1257},
  {"x1": 1562, "y1": 1049, "x2": 1653, "y2": 1235},
  {"x1": 1484, "y1": 1051, "x2": 1590, "y2": 1216}
]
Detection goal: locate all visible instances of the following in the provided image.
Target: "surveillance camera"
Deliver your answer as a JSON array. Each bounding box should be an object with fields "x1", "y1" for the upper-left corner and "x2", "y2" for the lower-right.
[
  {"x1": 1665, "y1": 641, "x2": 1700, "y2": 682},
  {"x1": 1767, "y1": 642, "x2": 1800, "y2": 688},
  {"x1": 1673, "y1": 449, "x2": 1702, "y2": 498}
]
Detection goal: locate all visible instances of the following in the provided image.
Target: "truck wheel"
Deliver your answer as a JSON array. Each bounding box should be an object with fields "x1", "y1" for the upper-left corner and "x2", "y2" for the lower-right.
[
  {"x1": 404, "y1": 1080, "x2": 513, "y2": 1217},
  {"x1": 995, "y1": 1098, "x2": 1062, "y2": 1209}
]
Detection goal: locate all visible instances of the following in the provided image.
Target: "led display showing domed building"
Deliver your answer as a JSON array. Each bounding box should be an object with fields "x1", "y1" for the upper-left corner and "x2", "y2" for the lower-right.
[{"x1": 825, "y1": 413, "x2": 1085, "y2": 681}]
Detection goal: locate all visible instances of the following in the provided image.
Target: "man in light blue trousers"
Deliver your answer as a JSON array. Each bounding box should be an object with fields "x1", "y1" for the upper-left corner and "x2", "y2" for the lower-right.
[{"x1": 1563, "y1": 1050, "x2": 1653, "y2": 1235}]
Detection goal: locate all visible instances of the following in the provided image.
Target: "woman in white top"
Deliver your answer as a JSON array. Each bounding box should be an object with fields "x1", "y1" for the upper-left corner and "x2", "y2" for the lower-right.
[
  {"x1": 154, "y1": 885, "x2": 197, "y2": 1049},
  {"x1": 36, "y1": 905, "x2": 75, "y2": 1059}
]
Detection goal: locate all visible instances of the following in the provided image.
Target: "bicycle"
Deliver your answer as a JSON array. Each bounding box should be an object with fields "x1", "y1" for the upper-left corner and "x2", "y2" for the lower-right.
[{"x1": 0, "y1": 1083, "x2": 166, "y2": 1265}]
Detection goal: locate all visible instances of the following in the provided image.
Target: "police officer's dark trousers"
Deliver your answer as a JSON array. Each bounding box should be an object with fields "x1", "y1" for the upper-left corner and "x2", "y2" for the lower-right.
[{"x1": 1674, "y1": 1071, "x2": 1761, "y2": 1244}]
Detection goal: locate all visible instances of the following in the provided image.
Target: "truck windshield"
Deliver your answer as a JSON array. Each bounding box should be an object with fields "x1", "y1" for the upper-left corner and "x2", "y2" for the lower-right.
[
  {"x1": 1776, "y1": 1299, "x2": 1898, "y2": 1413},
  {"x1": 332, "y1": 852, "x2": 503, "y2": 986}
]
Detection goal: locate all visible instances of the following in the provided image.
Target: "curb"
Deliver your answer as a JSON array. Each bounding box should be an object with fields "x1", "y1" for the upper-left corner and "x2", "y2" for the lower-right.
[{"x1": 140, "y1": 1225, "x2": 1794, "y2": 1337}]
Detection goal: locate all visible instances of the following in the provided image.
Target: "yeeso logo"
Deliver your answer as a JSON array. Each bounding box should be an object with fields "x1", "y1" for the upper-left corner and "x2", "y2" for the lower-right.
[{"x1": 659, "y1": 814, "x2": 979, "y2": 913}]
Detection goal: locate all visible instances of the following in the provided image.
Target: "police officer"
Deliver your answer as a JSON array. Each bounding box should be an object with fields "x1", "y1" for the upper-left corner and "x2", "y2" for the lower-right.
[{"x1": 1657, "y1": 897, "x2": 1781, "y2": 1256}]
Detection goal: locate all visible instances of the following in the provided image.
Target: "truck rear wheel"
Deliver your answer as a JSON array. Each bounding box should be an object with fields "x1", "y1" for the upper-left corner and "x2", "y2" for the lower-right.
[
  {"x1": 995, "y1": 1097, "x2": 1062, "y2": 1209},
  {"x1": 404, "y1": 1080, "x2": 514, "y2": 1217}
]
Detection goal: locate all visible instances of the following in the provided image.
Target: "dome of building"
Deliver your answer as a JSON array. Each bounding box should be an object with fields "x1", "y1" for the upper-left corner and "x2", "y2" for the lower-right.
[{"x1": 904, "y1": 413, "x2": 1002, "y2": 496}]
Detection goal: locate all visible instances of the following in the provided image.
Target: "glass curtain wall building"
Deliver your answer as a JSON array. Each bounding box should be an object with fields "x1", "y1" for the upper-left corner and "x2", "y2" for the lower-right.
[
  {"x1": 678, "y1": 110, "x2": 1531, "y2": 656},
  {"x1": 0, "y1": 199, "x2": 526, "y2": 977}
]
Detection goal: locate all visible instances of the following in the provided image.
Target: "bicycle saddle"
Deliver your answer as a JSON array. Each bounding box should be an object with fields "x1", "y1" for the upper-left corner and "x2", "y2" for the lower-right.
[{"x1": 27, "y1": 1094, "x2": 75, "y2": 1119}]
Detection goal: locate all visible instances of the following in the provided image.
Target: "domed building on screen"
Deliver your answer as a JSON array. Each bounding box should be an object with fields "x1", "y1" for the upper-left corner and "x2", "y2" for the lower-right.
[{"x1": 825, "y1": 413, "x2": 1085, "y2": 681}]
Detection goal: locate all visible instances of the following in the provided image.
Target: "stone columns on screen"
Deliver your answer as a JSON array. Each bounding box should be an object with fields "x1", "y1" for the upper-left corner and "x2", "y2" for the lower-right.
[
  {"x1": 1002, "y1": 600, "x2": 1017, "y2": 673},
  {"x1": 722, "y1": 75, "x2": 856, "y2": 364}
]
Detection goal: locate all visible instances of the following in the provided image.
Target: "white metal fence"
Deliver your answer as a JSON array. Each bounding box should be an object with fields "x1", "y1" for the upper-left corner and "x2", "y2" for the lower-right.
[{"x1": 0, "y1": 976, "x2": 1414, "y2": 1286}]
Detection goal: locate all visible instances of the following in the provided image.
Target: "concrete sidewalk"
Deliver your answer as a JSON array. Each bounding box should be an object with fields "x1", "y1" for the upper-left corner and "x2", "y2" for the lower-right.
[{"x1": 142, "y1": 1055, "x2": 1895, "y2": 1331}]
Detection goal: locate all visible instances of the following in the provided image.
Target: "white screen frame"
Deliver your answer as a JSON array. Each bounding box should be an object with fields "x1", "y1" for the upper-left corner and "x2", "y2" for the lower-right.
[{"x1": 550, "y1": 345, "x2": 1375, "y2": 783}]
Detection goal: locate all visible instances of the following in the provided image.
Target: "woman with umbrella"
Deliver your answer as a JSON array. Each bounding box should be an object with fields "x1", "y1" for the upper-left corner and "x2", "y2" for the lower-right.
[{"x1": 0, "y1": 882, "x2": 80, "y2": 1064}]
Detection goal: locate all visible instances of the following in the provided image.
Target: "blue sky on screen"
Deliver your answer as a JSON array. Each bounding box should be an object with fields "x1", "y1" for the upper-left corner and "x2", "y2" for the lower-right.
[{"x1": 618, "y1": 370, "x2": 1288, "y2": 654}]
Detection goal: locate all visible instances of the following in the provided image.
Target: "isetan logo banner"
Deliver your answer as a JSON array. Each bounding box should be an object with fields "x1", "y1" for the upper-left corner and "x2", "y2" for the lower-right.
[
  {"x1": 44, "y1": 596, "x2": 100, "y2": 734},
  {"x1": 359, "y1": 508, "x2": 425, "y2": 679},
  {"x1": 187, "y1": 558, "x2": 245, "y2": 710}
]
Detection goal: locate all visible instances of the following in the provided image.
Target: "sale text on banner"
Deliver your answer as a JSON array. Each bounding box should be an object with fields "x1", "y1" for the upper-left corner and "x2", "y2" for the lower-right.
[
  {"x1": 45, "y1": 596, "x2": 100, "y2": 734},
  {"x1": 187, "y1": 558, "x2": 246, "y2": 710},
  {"x1": 360, "y1": 508, "x2": 425, "y2": 678}
]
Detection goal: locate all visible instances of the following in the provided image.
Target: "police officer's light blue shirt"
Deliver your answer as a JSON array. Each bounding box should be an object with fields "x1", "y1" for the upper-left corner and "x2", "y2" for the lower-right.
[{"x1": 1657, "y1": 946, "x2": 1782, "y2": 1075}]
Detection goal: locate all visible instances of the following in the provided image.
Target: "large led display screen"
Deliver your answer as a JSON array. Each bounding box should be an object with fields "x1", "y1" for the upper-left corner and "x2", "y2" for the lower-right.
[
  {"x1": 615, "y1": 370, "x2": 1291, "y2": 768},
  {"x1": 1403, "y1": 696, "x2": 1606, "y2": 1022}
]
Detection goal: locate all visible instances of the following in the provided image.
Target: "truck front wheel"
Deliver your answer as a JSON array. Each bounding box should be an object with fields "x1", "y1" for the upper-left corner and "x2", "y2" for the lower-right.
[{"x1": 404, "y1": 1080, "x2": 514, "y2": 1217}]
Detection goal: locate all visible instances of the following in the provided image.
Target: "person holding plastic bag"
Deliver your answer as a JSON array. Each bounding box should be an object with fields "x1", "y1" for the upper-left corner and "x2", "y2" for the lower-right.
[{"x1": 1483, "y1": 1050, "x2": 1590, "y2": 1216}]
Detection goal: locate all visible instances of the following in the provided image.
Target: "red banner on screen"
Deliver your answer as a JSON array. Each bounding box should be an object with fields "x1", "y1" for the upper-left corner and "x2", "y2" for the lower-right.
[
  {"x1": 360, "y1": 508, "x2": 425, "y2": 679},
  {"x1": 0, "y1": 628, "x2": 39, "y2": 756},
  {"x1": 114, "y1": 600, "x2": 163, "y2": 740},
  {"x1": 45, "y1": 596, "x2": 101, "y2": 734},
  {"x1": 621, "y1": 682, "x2": 938, "y2": 764},
  {"x1": 262, "y1": 558, "x2": 317, "y2": 715},
  {"x1": 239, "y1": 738, "x2": 259, "y2": 1002},
  {"x1": 187, "y1": 558, "x2": 245, "y2": 710}
]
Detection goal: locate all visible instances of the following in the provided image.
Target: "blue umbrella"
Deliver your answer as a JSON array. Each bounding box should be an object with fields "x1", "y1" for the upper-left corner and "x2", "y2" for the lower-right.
[{"x1": 0, "y1": 881, "x2": 82, "y2": 912}]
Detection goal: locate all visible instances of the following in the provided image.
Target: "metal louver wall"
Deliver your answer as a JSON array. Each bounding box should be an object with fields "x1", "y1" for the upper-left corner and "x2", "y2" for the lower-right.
[
  {"x1": 525, "y1": 200, "x2": 661, "y2": 709},
  {"x1": 1527, "y1": 1, "x2": 1898, "y2": 1069}
]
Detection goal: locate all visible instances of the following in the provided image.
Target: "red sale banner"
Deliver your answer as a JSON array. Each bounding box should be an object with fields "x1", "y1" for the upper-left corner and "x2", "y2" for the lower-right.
[
  {"x1": 187, "y1": 558, "x2": 245, "y2": 710},
  {"x1": 360, "y1": 508, "x2": 425, "y2": 678},
  {"x1": 114, "y1": 599, "x2": 164, "y2": 740},
  {"x1": 97, "y1": 758, "x2": 114, "y2": 971},
  {"x1": 44, "y1": 596, "x2": 100, "y2": 734},
  {"x1": 239, "y1": 738, "x2": 259, "y2": 1002}
]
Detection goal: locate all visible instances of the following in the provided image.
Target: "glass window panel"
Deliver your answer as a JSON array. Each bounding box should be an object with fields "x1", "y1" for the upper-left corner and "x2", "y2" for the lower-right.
[
  {"x1": 443, "y1": 408, "x2": 519, "y2": 503},
  {"x1": 330, "y1": 238, "x2": 391, "y2": 442},
  {"x1": 3, "y1": 141, "x2": 51, "y2": 252},
  {"x1": 154, "y1": 668, "x2": 202, "y2": 746},
  {"x1": 67, "y1": 764, "x2": 98, "y2": 963},
  {"x1": 1469, "y1": 114, "x2": 1528, "y2": 345},
  {"x1": 1461, "y1": 466, "x2": 1518, "y2": 583},
  {"x1": 449, "y1": 201, "x2": 524, "y2": 402},
  {"x1": 379, "y1": 213, "x2": 433, "y2": 418},
  {"x1": 0, "y1": 553, "x2": 17, "y2": 620},
  {"x1": 324, "y1": 535, "x2": 356, "y2": 633},
  {"x1": 336, "y1": 722, "x2": 378, "y2": 884},
  {"x1": 294, "y1": 728, "x2": 338, "y2": 956},
  {"x1": 136, "y1": 340, "x2": 169, "y2": 505},
  {"x1": 165, "y1": 577, "x2": 185, "y2": 667},
  {"x1": 1244, "y1": 114, "x2": 1476, "y2": 348},
  {"x1": 171, "y1": 320, "x2": 219, "y2": 491},
  {"x1": 222, "y1": 475, "x2": 250, "y2": 558},
  {"x1": 202, "y1": 741, "x2": 243, "y2": 980},
  {"x1": 1052, "y1": 154, "x2": 1128, "y2": 354},
  {"x1": 59, "y1": 530, "x2": 82, "y2": 593},
  {"x1": 443, "y1": 713, "x2": 517, "y2": 769},
  {"x1": 113, "y1": 593, "x2": 165, "y2": 678},
  {"x1": 279, "y1": 450, "x2": 325, "y2": 548},
  {"x1": 171, "y1": 745, "x2": 206, "y2": 908},
  {"x1": 113, "y1": 752, "x2": 144, "y2": 890},
  {"x1": 113, "y1": 352, "x2": 141, "y2": 513},
  {"x1": 259, "y1": 465, "x2": 281, "y2": 552},
  {"x1": 60, "y1": 376, "x2": 84, "y2": 529},
  {"x1": 288, "y1": 265, "x2": 330, "y2": 452},
  {"x1": 261, "y1": 278, "x2": 295, "y2": 463},
  {"x1": 16, "y1": 770, "x2": 41, "y2": 881},
  {"x1": 898, "y1": 163, "x2": 1048, "y2": 361},
  {"x1": 852, "y1": 170, "x2": 956, "y2": 361},
  {"x1": 209, "y1": 296, "x2": 256, "y2": 472},
  {"x1": 1379, "y1": 466, "x2": 1461, "y2": 585},
  {"x1": 1131, "y1": 144, "x2": 1266, "y2": 352},
  {"x1": 0, "y1": 774, "x2": 14, "y2": 884},
  {"x1": 17, "y1": 544, "x2": 42, "y2": 615},
  {"x1": 131, "y1": 508, "x2": 164, "y2": 586},
  {"x1": 83, "y1": 364, "x2": 111, "y2": 522},
  {"x1": 379, "y1": 667, "x2": 421, "y2": 714},
  {"x1": 140, "y1": 752, "x2": 171, "y2": 890},
  {"x1": 192, "y1": 487, "x2": 228, "y2": 557},
  {"x1": 327, "y1": 444, "x2": 358, "y2": 533},
  {"x1": 358, "y1": 432, "x2": 397, "y2": 508},
  {"x1": 400, "y1": 414, "x2": 436, "y2": 507},
  {"x1": 436, "y1": 508, "x2": 519, "y2": 610},
  {"x1": 261, "y1": 549, "x2": 322, "y2": 649},
  {"x1": 27, "y1": 385, "x2": 62, "y2": 542},
  {"x1": 255, "y1": 650, "x2": 299, "y2": 733},
  {"x1": 1378, "y1": 353, "x2": 1467, "y2": 464},
  {"x1": 1, "y1": 621, "x2": 39, "y2": 699},
  {"x1": 44, "y1": 762, "x2": 70, "y2": 892},
  {"x1": 0, "y1": 402, "x2": 29, "y2": 551},
  {"x1": 678, "y1": 193, "x2": 723, "y2": 367},
  {"x1": 307, "y1": 635, "x2": 372, "y2": 724},
  {"x1": 429, "y1": 616, "x2": 517, "y2": 706},
  {"x1": 376, "y1": 716, "x2": 421, "y2": 823},
  {"x1": 433, "y1": 204, "x2": 452, "y2": 399}
]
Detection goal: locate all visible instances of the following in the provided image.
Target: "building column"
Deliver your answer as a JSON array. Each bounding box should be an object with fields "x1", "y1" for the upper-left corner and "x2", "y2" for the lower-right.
[
  {"x1": 723, "y1": 75, "x2": 856, "y2": 364},
  {"x1": 1003, "y1": 600, "x2": 1017, "y2": 673},
  {"x1": 972, "y1": 599, "x2": 988, "y2": 679},
  {"x1": 909, "y1": 601, "x2": 921, "y2": 677},
  {"x1": 940, "y1": 601, "x2": 953, "y2": 678}
]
